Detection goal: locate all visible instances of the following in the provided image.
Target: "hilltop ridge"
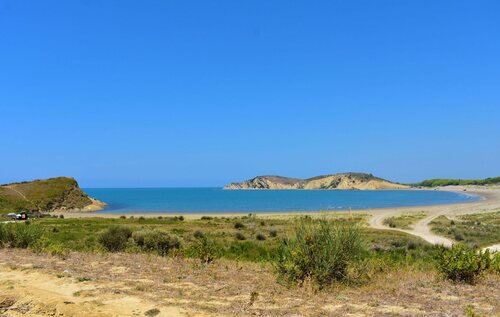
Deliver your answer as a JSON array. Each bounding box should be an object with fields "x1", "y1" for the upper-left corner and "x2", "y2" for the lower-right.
[{"x1": 224, "y1": 173, "x2": 408, "y2": 190}]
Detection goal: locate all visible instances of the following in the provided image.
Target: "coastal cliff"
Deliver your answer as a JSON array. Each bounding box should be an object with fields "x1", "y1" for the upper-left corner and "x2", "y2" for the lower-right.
[
  {"x1": 224, "y1": 173, "x2": 408, "y2": 190},
  {"x1": 0, "y1": 177, "x2": 106, "y2": 213}
]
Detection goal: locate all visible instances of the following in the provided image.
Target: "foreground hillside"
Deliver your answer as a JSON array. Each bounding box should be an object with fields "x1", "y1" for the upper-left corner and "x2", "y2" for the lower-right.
[
  {"x1": 1, "y1": 248, "x2": 498, "y2": 317},
  {"x1": 225, "y1": 173, "x2": 408, "y2": 190},
  {"x1": 0, "y1": 177, "x2": 104, "y2": 213},
  {"x1": 0, "y1": 212, "x2": 498, "y2": 316}
]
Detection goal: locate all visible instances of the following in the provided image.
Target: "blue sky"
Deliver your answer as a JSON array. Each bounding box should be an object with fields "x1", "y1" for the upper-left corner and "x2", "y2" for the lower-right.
[{"x1": 1, "y1": 1, "x2": 499, "y2": 187}]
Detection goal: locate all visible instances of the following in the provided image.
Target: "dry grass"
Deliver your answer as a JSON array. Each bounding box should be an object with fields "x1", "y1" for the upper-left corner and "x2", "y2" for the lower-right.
[{"x1": 0, "y1": 248, "x2": 498, "y2": 316}]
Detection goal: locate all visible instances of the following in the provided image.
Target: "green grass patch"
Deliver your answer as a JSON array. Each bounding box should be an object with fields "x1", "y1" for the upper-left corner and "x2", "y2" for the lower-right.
[
  {"x1": 383, "y1": 211, "x2": 427, "y2": 229},
  {"x1": 0, "y1": 215, "x2": 440, "y2": 271},
  {"x1": 430, "y1": 211, "x2": 500, "y2": 247}
]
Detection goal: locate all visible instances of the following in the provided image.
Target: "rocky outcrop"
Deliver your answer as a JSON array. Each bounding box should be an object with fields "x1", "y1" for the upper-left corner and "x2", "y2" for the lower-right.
[
  {"x1": 0, "y1": 177, "x2": 106, "y2": 213},
  {"x1": 224, "y1": 173, "x2": 408, "y2": 190}
]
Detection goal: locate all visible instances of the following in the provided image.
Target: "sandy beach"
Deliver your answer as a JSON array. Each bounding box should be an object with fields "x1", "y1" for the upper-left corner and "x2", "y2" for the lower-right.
[
  {"x1": 59, "y1": 186, "x2": 500, "y2": 219},
  {"x1": 55, "y1": 186, "x2": 500, "y2": 248}
]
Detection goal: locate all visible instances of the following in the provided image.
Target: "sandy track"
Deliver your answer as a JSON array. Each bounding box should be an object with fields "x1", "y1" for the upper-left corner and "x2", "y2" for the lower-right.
[
  {"x1": 0, "y1": 266, "x2": 195, "y2": 317},
  {"x1": 367, "y1": 186, "x2": 500, "y2": 248}
]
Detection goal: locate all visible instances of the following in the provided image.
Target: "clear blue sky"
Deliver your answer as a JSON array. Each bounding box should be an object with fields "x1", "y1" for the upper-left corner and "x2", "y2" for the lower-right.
[{"x1": 1, "y1": 1, "x2": 499, "y2": 187}]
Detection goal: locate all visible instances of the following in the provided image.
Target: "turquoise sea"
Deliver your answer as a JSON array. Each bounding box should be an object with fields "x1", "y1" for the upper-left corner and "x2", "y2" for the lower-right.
[{"x1": 83, "y1": 188, "x2": 479, "y2": 214}]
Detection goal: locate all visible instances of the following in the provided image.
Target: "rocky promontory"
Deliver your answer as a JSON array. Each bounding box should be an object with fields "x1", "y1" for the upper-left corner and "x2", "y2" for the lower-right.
[
  {"x1": 0, "y1": 177, "x2": 106, "y2": 213},
  {"x1": 224, "y1": 173, "x2": 408, "y2": 190}
]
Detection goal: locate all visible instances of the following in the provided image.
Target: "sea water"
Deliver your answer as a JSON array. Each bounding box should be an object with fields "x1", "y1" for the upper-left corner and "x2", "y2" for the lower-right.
[{"x1": 83, "y1": 188, "x2": 479, "y2": 213}]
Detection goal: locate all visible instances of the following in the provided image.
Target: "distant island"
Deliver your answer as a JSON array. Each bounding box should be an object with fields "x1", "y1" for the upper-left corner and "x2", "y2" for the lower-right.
[
  {"x1": 224, "y1": 173, "x2": 409, "y2": 190},
  {"x1": 0, "y1": 177, "x2": 105, "y2": 213}
]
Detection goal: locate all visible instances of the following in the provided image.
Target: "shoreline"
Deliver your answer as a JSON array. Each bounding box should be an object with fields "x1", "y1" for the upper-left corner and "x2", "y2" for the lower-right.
[{"x1": 57, "y1": 186, "x2": 499, "y2": 220}]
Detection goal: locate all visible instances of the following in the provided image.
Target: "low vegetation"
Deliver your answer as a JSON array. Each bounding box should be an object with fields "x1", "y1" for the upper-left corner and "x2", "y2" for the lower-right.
[
  {"x1": 383, "y1": 211, "x2": 427, "y2": 229},
  {"x1": 132, "y1": 229, "x2": 181, "y2": 255},
  {"x1": 0, "y1": 223, "x2": 45, "y2": 248},
  {"x1": 430, "y1": 211, "x2": 500, "y2": 247},
  {"x1": 1, "y1": 213, "x2": 498, "y2": 294},
  {"x1": 98, "y1": 226, "x2": 132, "y2": 252},
  {"x1": 436, "y1": 244, "x2": 499, "y2": 284},
  {"x1": 275, "y1": 217, "x2": 363, "y2": 289},
  {"x1": 414, "y1": 176, "x2": 500, "y2": 187}
]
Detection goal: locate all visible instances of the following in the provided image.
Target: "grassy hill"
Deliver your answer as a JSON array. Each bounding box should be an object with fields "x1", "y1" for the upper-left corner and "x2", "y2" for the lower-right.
[
  {"x1": 414, "y1": 177, "x2": 500, "y2": 187},
  {"x1": 0, "y1": 177, "x2": 94, "y2": 213}
]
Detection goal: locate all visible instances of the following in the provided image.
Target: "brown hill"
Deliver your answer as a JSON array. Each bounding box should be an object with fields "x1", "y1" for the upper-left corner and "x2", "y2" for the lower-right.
[{"x1": 224, "y1": 173, "x2": 408, "y2": 190}]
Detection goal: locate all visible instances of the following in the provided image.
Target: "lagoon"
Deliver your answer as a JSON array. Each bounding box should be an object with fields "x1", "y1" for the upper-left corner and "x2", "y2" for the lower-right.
[{"x1": 83, "y1": 188, "x2": 479, "y2": 214}]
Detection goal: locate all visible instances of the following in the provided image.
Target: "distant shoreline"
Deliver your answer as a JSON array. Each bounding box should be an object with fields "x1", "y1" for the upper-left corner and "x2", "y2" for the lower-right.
[{"x1": 57, "y1": 186, "x2": 498, "y2": 219}]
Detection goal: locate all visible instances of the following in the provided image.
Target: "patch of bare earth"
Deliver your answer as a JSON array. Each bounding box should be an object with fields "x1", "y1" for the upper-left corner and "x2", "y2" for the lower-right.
[{"x1": 0, "y1": 249, "x2": 498, "y2": 316}]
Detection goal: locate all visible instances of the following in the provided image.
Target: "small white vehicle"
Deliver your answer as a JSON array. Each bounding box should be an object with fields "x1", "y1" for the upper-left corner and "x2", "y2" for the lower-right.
[{"x1": 7, "y1": 211, "x2": 29, "y2": 220}]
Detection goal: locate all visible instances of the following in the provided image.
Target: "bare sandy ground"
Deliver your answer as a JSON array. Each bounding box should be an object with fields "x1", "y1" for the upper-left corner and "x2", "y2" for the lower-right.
[
  {"x1": 58, "y1": 186, "x2": 500, "y2": 248},
  {"x1": 1, "y1": 249, "x2": 499, "y2": 317}
]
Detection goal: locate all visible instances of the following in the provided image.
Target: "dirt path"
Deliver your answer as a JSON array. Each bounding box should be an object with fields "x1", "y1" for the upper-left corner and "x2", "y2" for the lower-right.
[
  {"x1": 367, "y1": 186, "x2": 500, "y2": 248},
  {"x1": 484, "y1": 244, "x2": 500, "y2": 252},
  {"x1": 369, "y1": 210, "x2": 454, "y2": 246},
  {"x1": 4, "y1": 186, "x2": 28, "y2": 200},
  {"x1": 0, "y1": 265, "x2": 194, "y2": 317}
]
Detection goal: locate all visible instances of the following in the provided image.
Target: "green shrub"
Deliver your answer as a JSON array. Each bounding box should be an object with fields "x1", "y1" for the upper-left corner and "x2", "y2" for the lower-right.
[
  {"x1": 274, "y1": 217, "x2": 363, "y2": 289},
  {"x1": 436, "y1": 244, "x2": 494, "y2": 284},
  {"x1": 32, "y1": 237, "x2": 69, "y2": 258},
  {"x1": 193, "y1": 230, "x2": 205, "y2": 239},
  {"x1": 0, "y1": 223, "x2": 45, "y2": 248},
  {"x1": 235, "y1": 232, "x2": 246, "y2": 240},
  {"x1": 98, "y1": 226, "x2": 132, "y2": 252},
  {"x1": 132, "y1": 229, "x2": 180, "y2": 256},
  {"x1": 454, "y1": 232, "x2": 464, "y2": 241},
  {"x1": 383, "y1": 218, "x2": 397, "y2": 228},
  {"x1": 190, "y1": 236, "x2": 220, "y2": 264},
  {"x1": 234, "y1": 222, "x2": 245, "y2": 229}
]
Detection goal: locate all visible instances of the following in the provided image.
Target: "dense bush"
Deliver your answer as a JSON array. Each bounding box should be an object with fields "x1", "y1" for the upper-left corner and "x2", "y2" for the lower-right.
[
  {"x1": 436, "y1": 244, "x2": 495, "y2": 284},
  {"x1": 0, "y1": 223, "x2": 45, "y2": 248},
  {"x1": 274, "y1": 217, "x2": 363, "y2": 289},
  {"x1": 98, "y1": 226, "x2": 132, "y2": 252},
  {"x1": 190, "y1": 235, "x2": 220, "y2": 264},
  {"x1": 193, "y1": 230, "x2": 205, "y2": 239},
  {"x1": 235, "y1": 232, "x2": 246, "y2": 240},
  {"x1": 234, "y1": 222, "x2": 245, "y2": 229},
  {"x1": 132, "y1": 229, "x2": 180, "y2": 256},
  {"x1": 383, "y1": 218, "x2": 397, "y2": 228}
]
